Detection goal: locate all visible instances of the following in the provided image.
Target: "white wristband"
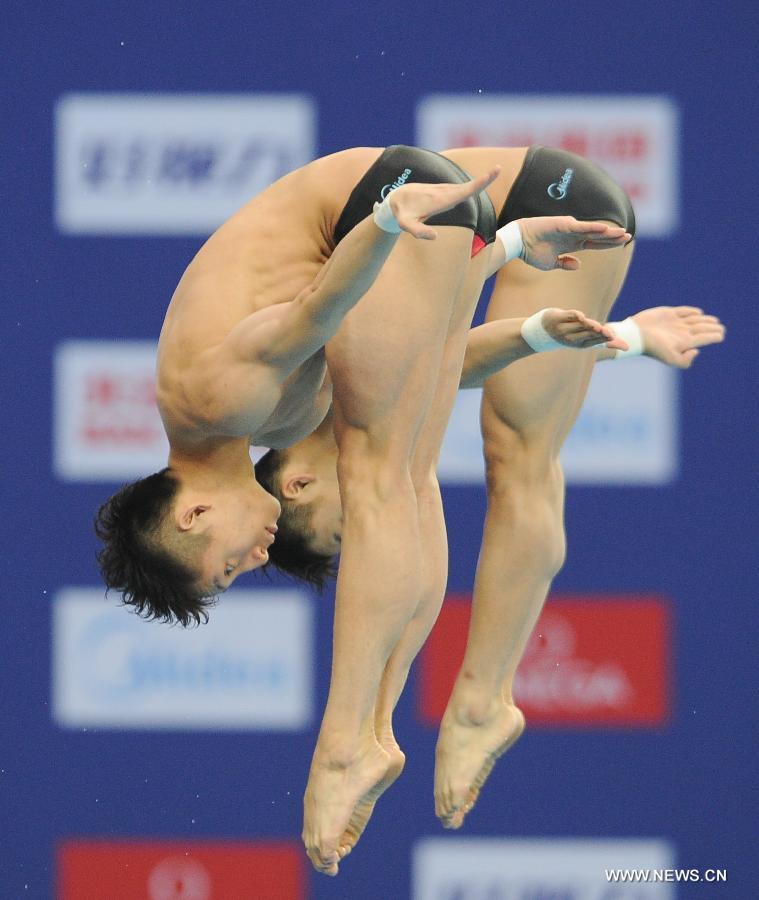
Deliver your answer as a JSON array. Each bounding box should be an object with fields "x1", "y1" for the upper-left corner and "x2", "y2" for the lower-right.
[
  {"x1": 608, "y1": 317, "x2": 644, "y2": 357},
  {"x1": 495, "y1": 220, "x2": 524, "y2": 263},
  {"x1": 520, "y1": 309, "x2": 568, "y2": 352},
  {"x1": 372, "y1": 195, "x2": 402, "y2": 234}
]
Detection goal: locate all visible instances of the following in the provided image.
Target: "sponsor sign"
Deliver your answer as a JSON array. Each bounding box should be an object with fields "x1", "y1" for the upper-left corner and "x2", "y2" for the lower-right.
[
  {"x1": 419, "y1": 595, "x2": 671, "y2": 727},
  {"x1": 55, "y1": 93, "x2": 316, "y2": 234},
  {"x1": 54, "y1": 341, "x2": 167, "y2": 481},
  {"x1": 417, "y1": 94, "x2": 679, "y2": 236},
  {"x1": 58, "y1": 840, "x2": 304, "y2": 900},
  {"x1": 438, "y1": 357, "x2": 678, "y2": 485},
  {"x1": 413, "y1": 837, "x2": 676, "y2": 899},
  {"x1": 53, "y1": 588, "x2": 313, "y2": 730}
]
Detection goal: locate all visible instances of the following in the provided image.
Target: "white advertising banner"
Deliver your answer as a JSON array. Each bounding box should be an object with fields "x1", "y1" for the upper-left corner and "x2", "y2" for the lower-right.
[
  {"x1": 438, "y1": 356, "x2": 678, "y2": 486},
  {"x1": 416, "y1": 95, "x2": 679, "y2": 237},
  {"x1": 54, "y1": 341, "x2": 167, "y2": 481},
  {"x1": 55, "y1": 93, "x2": 316, "y2": 234},
  {"x1": 413, "y1": 837, "x2": 677, "y2": 899},
  {"x1": 52, "y1": 588, "x2": 313, "y2": 730}
]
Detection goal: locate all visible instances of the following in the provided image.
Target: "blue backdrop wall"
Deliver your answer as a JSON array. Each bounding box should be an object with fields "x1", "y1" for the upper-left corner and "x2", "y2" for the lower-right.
[{"x1": 2, "y1": 2, "x2": 757, "y2": 898}]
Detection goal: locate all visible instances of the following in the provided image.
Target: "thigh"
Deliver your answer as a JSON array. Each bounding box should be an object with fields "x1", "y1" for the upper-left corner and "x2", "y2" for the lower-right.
[
  {"x1": 481, "y1": 240, "x2": 635, "y2": 455},
  {"x1": 326, "y1": 226, "x2": 473, "y2": 455},
  {"x1": 410, "y1": 247, "x2": 493, "y2": 485}
]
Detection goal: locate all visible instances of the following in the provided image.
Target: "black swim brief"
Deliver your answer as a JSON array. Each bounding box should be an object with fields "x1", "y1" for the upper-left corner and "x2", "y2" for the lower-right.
[
  {"x1": 334, "y1": 145, "x2": 497, "y2": 256},
  {"x1": 498, "y1": 145, "x2": 636, "y2": 239}
]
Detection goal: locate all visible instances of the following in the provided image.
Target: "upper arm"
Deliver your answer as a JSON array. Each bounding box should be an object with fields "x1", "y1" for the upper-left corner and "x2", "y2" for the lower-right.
[
  {"x1": 184, "y1": 329, "x2": 282, "y2": 437},
  {"x1": 220, "y1": 285, "x2": 327, "y2": 376}
]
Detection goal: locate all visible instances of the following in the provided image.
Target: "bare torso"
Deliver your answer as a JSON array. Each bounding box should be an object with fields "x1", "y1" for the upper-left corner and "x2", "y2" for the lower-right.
[{"x1": 155, "y1": 147, "x2": 384, "y2": 448}]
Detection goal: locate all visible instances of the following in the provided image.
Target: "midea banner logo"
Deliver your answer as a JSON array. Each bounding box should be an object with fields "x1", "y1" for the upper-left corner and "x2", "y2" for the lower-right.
[{"x1": 52, "y1": 588, "x2": 313, "y2": 730}]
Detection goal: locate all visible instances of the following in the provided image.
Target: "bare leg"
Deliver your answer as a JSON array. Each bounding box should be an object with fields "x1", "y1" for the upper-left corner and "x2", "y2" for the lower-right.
[
  {"x1": 435, "y1": 239, "x2": 635, "y2": 828},
  {"x1": 374, "y1": 249, "x2": 493, "y2": 731},
  {"x1": 335, "y1": 474, "x2": 445, "y2": 860},
  {"x1": 302, "y1": 227, "x2": 472, "y2": 875},
  {"x1": 326, "y1": 250, "x2": 489, "y2": 856},
  {"x1": 327, "y1": 250, "x2": 494, "y2": 858}
]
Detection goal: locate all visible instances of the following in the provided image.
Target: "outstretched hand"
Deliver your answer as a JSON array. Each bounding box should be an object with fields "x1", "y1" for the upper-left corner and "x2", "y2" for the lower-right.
[
  {"x1": 518, "y1": 215, "x2": 631, "y2": 271},
  {"x1": 630, "y1": 306, "x2": 726, "y2": 368},
  {"x1": 388, "y1": 167, "x2": 501, "y2": 240},
  {"x1": 542, "y1": 308, "x2": 630, "y2": 351}
]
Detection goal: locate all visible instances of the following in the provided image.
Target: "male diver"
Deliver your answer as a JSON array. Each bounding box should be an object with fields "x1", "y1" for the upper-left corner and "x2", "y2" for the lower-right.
[{"x1": 95, "y1": 144, "x2": 631, "y2": 875}]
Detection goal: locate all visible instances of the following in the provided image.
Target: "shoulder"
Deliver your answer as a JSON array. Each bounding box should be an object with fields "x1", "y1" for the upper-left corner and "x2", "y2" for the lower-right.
[{"x1": 158, "y1": 345, "x2": 283, "y2": 441}]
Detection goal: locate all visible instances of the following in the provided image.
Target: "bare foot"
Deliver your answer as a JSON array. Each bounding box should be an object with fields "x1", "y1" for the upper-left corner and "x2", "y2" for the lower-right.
[
  {"x1": 302, "y1": 738, "x2": 393, "y2": 876},
  {"x1": 337, "y1": 732, "x2": 406, "y2": 860},
  {"x1": 434, "y1": 698, "x2": 525, "y2": 829}
]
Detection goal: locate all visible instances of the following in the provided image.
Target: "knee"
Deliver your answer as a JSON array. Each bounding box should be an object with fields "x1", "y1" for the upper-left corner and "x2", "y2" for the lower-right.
[
  {"x1": 483, "y1": 430, "x2": 559, "y2": 494},
  {"x1": 336, "y1": 431, "x2": 413, "y2": 506},
  {"x1": 483, "y1": 439, "x2": 567, "y2": 577}
]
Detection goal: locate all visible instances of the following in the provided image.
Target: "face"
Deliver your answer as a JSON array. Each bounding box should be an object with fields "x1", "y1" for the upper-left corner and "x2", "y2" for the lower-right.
[{"x1": 196, "y1": 479, "x2": 282, "y2": 593}]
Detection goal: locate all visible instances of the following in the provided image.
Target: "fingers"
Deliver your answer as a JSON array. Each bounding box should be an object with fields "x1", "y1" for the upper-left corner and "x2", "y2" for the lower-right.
[
  {"x1": 395, "y1": 215, "x2": 437, "y2": 240},
  {"x1": 560, "y1": 320, "x2": 603, "y2": 335},
  {"x1": 549, "y1": 309, "x2": 626, "y2": 349},
  {"x1": 565, "y1": 218, "x2": 630, "y2": 240},
  {"x1": 467, "y1": 165, "x2": 501, "y2": 195},
  {"x1": 573, "y1": 221, "x2": 630, "y2": 248},
  {"x1": 556, "y1": 254, "x2": 581, "y2": 271},
  {"x1": 675, "y1": 306, "x2": 704, "y2": 317},
  {"x1": 578, "y1": 330, "x2": 626, "y2": 350},
  {"x1": 571, "y1": 310, "x2": 608, "y2": 335},
  {"x1": 393, "y1": 170, "x2": 498, "y2": 239},
  {"x1": 582, "y1": 235, "x2": 630, "y2": 248},
  {"x1": 688, "y1": 322, "x2": 725, "y2": 335},
  {"x1": 682, "y1": 313, "x2": 721, "y2": 325},
  {"x1": 688, "y1": 330, "x2": 726, "y2": 348},
  {"x1": 604, "y1": 335, "x2": 630, "y2": 351},
  {"x1": 422, "y1": 165, "x2": 501, "y2": 214},
  {"x1": 678, "y1": 348, "x2": 700, "y2": 368}
]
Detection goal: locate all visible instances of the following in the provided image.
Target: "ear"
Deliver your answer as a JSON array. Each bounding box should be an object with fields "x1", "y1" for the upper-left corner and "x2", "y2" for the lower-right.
[
  {"x1": 281, "y1": 473, "x2": 316, "y2": 500},
  {"x1": 177, "y1": 504, "x2": 210, "y2": 532}
]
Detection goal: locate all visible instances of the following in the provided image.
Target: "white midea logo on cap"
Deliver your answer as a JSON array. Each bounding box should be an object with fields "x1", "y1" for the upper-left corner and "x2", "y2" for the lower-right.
[{"x1": 547, "y1": 167, "x2": 575, "y2": 200}]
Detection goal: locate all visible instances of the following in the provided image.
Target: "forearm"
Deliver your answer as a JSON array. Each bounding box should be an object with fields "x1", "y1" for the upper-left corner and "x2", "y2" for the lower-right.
[
  {"x1": 460, "y1": 318, "x2": 534, "y2": 389},
  {"x1": 306, "y1": 216, "x2": 400, "y2": 331},
  {"x1": 462, "y1": 308, "x2": 635, "y2": 386},
  {"x1": 248, "y1": 216, "x2": 400, "y2": 370}
]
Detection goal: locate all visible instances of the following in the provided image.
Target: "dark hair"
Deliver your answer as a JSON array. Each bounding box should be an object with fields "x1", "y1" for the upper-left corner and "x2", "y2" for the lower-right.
[
  {"x1": 95, "y1": 468, "x2": 215, "y2": 627},
  {"x1": 254, "y1": 449, "x2": 337, "y2": 591}
]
